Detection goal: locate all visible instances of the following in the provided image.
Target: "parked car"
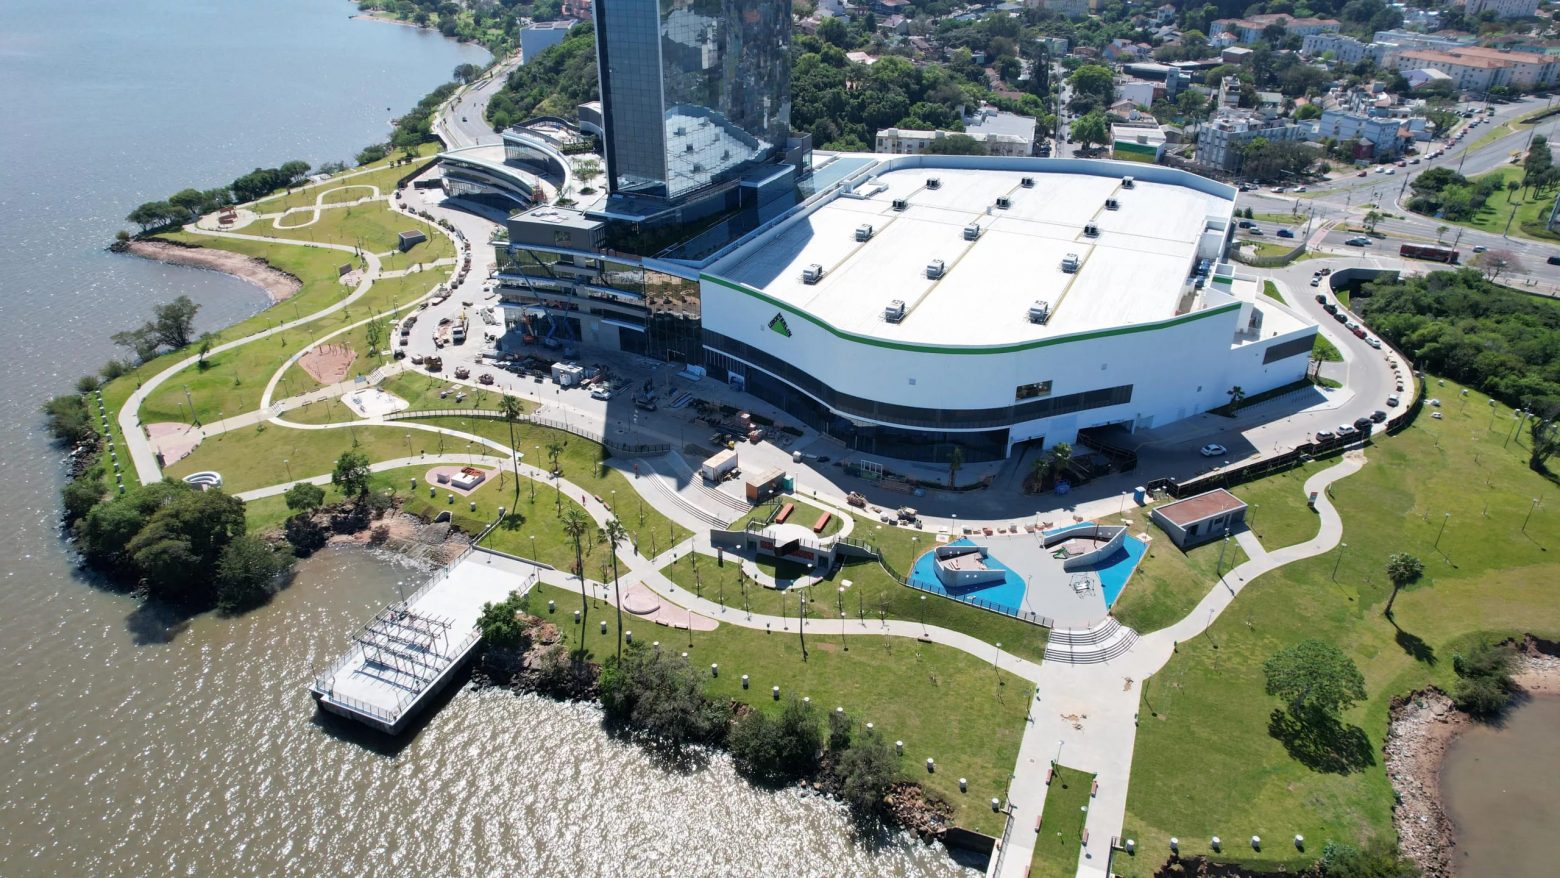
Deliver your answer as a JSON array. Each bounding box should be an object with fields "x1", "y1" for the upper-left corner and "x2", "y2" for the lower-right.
[
  {"x1": 1311, "y1": 278, "x2": 1321, "y2": 287},
  {"x1": 1354, "y1": 417, "x2": 1374, "y2": 430},
  {"x1": 1386, "y1": 395, "x2": 1401, "y2": 407},
  {"x1": 1333, "y1": 311, "x2": 1349, "y2": 323},
  {"x1": 1318, "y1": 267, "x2": 1332, "y2": 275},
  {"x1": 1272, "y1": 186, "x2": 1287, "y2": 193},
  {"x1": 1316, "y1": 429, "x2": 1337, "y2": 441},
  {"x1": 1238, "y1": 219, "x2": 1254, "y2": 228},
  {"x1": 1199, "y1": 443, "x2": 1227, "y2": 457},
  {"x1": 1324, "y1": 302, "x2": 1339, "y2": 314},
  {"x1": 1338, "y1": 424, "x2": 1358, "y2": 437},
  {"x1": 1293, "y1": 186, "x2": 1308, "y2": 193},
  {"x1": 1315, "y1": 293, "x2": 1327, "y2": 304},
  {"x1": 1356, "y1": 170, "x2": 1368, "y2": 177},
  {"x1": 1366, "y1": 337, "x2": 1382, "y2": 349},
  {"x1": 1371, "y1": 410, "x2": 1388, "y2": 423}
]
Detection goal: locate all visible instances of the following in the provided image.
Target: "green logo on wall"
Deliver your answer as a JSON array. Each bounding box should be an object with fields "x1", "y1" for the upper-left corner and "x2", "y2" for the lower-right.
[{"x1": 767, "y1": 313, "x2": 792, "y2": 337}]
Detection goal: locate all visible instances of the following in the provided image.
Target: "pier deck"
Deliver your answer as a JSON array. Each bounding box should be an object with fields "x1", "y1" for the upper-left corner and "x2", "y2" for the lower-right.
[{"x1": 309, "y1": 550, "x2": 537, "y2": 734}]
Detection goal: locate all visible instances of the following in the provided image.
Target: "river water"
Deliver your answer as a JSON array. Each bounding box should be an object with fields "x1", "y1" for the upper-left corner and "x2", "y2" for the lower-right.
[
  {"x1": 0, "y1": 3, "x2": 973, "y2": 875},
  {"x1": 1440, "y1": 695, "x2": 1560, "y2": 878}
]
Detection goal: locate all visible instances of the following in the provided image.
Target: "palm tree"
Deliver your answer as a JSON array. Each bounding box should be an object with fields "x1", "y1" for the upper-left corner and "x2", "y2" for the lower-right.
[
  {"x1": 562, "y1": 508, "x2": 590, "y2": 617},
  {"x1": 947, "y1": 445, "x2": 965, "y2": 489},
  {"x1": 500, "y1": 395, "x2": 524, "y2": 510},
  {"x1": 1383, "y1": 552, "x2": 1424, "y2": 618},
  {"x1": 545, "y1": 440, "x2": 564, "y2": 475},
  {"x1": 1227, "y1": 385, "x2": 1246, "y2": 412},
  {"x1": 603, "y1": 518, "x2": 629, "y2": 659},
  {"x1": 1048, "y1": 442, "x2": 1074, "y2": 480}
]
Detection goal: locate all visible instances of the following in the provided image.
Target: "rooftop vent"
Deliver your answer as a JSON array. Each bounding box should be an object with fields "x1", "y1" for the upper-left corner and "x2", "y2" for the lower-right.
[
  {"x1": 1083, "y1": 223, "x2": 1100, "y2": 238},
  {"x1": 1020, "y1": 177, "x2": 1034, "y2": 188},
  {"x1": 802, "y1": 264, "x2": 824, "y2": 285},
  {"x1": 926, "y1": 259, "x2": 946, "y2": 279},
  {"x1": 1121, "y1": 176, "x2": 1136, "y2": 189},
  {"x1": 855, "y1": 223, "x2": 874, "y2": 242},
  {"x1": 1105, "y1": 197, "x2": 1119, "y2": 211},
  {"x1": 926, "y1": 177, "x2": 941, "y2": 189},
  {"x1": 995, "y1": 196, "x2": 1011, "y2": 209},
  {"x1": 1061, "y1": 253, "x2": 1081, "y2": 273},
  {"x1": 686, "y1": 143, "x2": 695, "y2": 152},
  {"x1": 892, "y1": 198, "x2": 908, "y2": 211},
  {"x1": 884, "y1": 300, "x2": 907, "y2": 323},
  {"x1": 1028, "y1": 300, "x2": 1052, "y2": 324},
  {"x1": 675, "y1": 126, "x2": 687, "y2": 136},
  {"x1": 963, "y1": 223, "x2": 982, "y2": 241}
]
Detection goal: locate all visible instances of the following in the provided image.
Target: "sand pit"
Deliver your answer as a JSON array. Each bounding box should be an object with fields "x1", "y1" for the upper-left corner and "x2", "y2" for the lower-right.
[
  {"x1": 299, "y1": 343, "x2": 357, "y2": 384},
  {"x1": 342, "y1": 388, "x2": 408, "y2": 418},
  {"x1": 146, "y1": 422, "x2": 202, "y2": 464}
]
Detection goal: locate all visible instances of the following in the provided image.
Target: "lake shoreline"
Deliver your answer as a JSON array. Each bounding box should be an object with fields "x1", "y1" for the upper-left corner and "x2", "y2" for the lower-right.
[
  {"x1": 1385, "y1": 639, "x2": 1560, "y2": 878},
  {"x1": 123, "y1": 239, "x2": 302, "y2": 303}
]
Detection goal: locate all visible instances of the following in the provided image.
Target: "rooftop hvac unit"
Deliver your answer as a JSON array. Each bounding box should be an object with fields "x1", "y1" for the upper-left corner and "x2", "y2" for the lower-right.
[
  {"x1": 1105, "y1": 197, "x2": 1119, "y2": 211},
  {"x1": 926, "y1": 177, "x2": 941, "y2": 189},
  {"x1": 1028, "y1": 300, "x2": 1052, "y2": 324},
  {"x1": 963, "y1": 223, "x2": 982, "y2": 241},
  {"x1": 1061, "y1": 253, "x2": 1081, "y2": 273},
  {"x1": 802, "y1": 263, "x2": 824, "y2": 285},
  {"x1": 686, "y1": 143, "x2": 695, "y2": 152},
  {"x1": 995, "y1": 196, "x2": 1011, "y2": 209},
  {"x1": 855, "y1": 223, "x2": 874, "y2": 242},
  {"x1": 892, "y1": 198, "x2": 908, "y2": 211},
  {"x1": 1121, "y1": 176, "x2": 1136, "y2": 189},
  {"x1": 1083, "y1": 223, "x2": 1100, "y2": 237},
  {"x1": 926, "y1": 259, "x2": 946, "y2": 279},
  {"x1": 675, "y1": 126, "x2": 687, "y2": 136},
  {"x1": 884, "y1": 299, "x2": 907, "y2": 323},
  {"x1": 1020, "y1": 177, "x2": 1034, "y2": 188}
]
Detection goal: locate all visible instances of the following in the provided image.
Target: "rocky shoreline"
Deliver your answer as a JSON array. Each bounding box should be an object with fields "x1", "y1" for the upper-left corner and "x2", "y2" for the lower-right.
[
  {"x1": 1385, "y1": 639, "x2": 1560, "y2": 878},
  {"x1": 122, "y1": 239, "x2": 301, "y2": 303}
]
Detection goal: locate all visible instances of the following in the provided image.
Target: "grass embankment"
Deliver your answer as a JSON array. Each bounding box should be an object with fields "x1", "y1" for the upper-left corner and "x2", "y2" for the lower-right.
[
  {"x1": 280, "y1": 371, "x2": 533, "y2": 425},
  {"x1": 1312, "y1": 332, "x2": 1342, "y2": 362},
  {"x1": 660, "y1": 512, "x2": 1051, "y2": 666},
  {"x1": 172, "y1": 414, "x2": 690, "y2": 553},
  {"x1": 250, "y1": 144, "x2": 440, "y2": 215},
  {"x1": 1115, "y1": 378, "x2": 1560, "y2": 875},
  {"x1": 266, "y1": 202, "x2": 453, "y2": 267},
  {"x1": 1030, "y1": 766, "x2": 1095, "y2": 878},
  {"x1": 532, "y1": 582, "x2": 1031, "y2": 835},
  {"x1": 1261, "y1": 280, "x2": 1283, "y2": 304},
  {"x1": 1091, "y1": 510, "x2": 1248, "y2": 635},
  {"x1": 1412, "y1": 165, "x2": 1560, "y2": 243},
  {"x1": 1252, "y1": 212, "x2": 1303, "y2": 226}
]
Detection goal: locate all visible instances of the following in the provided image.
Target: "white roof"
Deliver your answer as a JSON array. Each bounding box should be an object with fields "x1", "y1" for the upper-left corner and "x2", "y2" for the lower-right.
[{"x1": 711, "y1": 165, "x2": 1233, "y2": 347}]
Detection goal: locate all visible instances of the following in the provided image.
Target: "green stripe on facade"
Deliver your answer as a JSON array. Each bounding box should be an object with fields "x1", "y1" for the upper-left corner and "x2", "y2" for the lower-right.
[{"x1": 700, "y1": 273, "x2": 1241, "y2": 356}]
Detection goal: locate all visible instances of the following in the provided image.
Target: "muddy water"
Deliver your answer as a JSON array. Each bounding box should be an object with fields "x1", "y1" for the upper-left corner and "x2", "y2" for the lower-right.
[{"x1": 1440, "y1": 695, "x2": 1560, "y2": 877}]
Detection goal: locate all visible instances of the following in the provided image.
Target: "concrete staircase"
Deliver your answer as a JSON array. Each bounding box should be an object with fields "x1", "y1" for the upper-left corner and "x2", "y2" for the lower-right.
[{"x1": 1043, "y1": 617, "x2": 1139, "y2": 665}]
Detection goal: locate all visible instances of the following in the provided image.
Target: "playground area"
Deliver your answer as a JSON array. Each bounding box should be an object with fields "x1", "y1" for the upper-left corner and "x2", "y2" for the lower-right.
[
  {"x1": 298, "y1": 343, "x2": 357, "y2": 384},
  {"x1": 342, "y1": 387, "x2": 408, "y2": 418},
  {"x1": 908, "y1": 524, "x2": 1147, "y2": 629}
]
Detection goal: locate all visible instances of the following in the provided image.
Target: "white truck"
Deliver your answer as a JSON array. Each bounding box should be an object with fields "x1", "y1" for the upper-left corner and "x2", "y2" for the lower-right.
[{"x1": 701, "y1": 449, "x2": 739, "y2": 482}]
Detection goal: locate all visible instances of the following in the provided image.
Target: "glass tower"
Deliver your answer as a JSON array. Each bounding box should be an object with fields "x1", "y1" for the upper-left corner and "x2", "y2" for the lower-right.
[{"x1": 595, "y1": 0, "x2": 791, "y2": 201}]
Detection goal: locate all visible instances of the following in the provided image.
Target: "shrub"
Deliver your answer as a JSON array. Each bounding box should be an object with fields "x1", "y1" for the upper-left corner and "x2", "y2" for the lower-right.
[
  {"x1": 214, "y1": 534, "x2": 293, "y2": 613},
  {"x1": 729, "y1": 697, "x2": 823, "y2": 784},
  {"x1": 834, "y1": 730, "x2": 899, "y2": 816},
  {"x1": 42, "y1": 395, "x2": 95, "y2": 445}
]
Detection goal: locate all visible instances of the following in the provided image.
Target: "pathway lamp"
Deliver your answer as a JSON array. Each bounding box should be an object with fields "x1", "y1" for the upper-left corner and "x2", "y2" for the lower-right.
[
  {"x1": 1522, "y1": 497, "x2": 1540, "y2": 534},
  {"x1": 1434, "y1": 512, "x2": 1451, "y2": 550},
  {"x1": 1331, "y1": 542, "x2": 1348, "y2": 581}
]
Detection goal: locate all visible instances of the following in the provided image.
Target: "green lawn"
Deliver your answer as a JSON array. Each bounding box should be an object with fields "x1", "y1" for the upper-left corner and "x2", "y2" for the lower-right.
[
  {"x1": 1262, "y1": 280, "x2": 1283, "y2": 304},
  {"x1": 531, "y1": 581, "x2": 1031, "y2": 835},
  {"x1": 250, "y1": 146, "x2": 439, "y2": 215},
  {"x1": 266, "y1": 202, "x2": 454, "y2": 265},
  {"x1": 1231, "y1": 458, "x2": 1333, "y2": 552},
  {"x1": 1116, "y1": 378, "x2": 1560, "y2": 875},
  {"x1": 1030, "y1": 766, "x2": 1095, "y2": 878},
  {"x1": 1243, "y1": 241, "x2": 1298, "y2": 259},
  {"x1": 1252, "y1": 212, "x2": 1303, "y2": 225},
  {"x1": 1312, "y1": 332, "x2": 1342, "y2": 362},
  {"x1": 1102, "y1": 510, "x2": 1249, "y2": 635},
  {"x1": 659, "y1": 522, "x2": 1053, "y2": 666},
  {"x1": 1410, "y1": 165, "x2": 1560, "y2": 243}
]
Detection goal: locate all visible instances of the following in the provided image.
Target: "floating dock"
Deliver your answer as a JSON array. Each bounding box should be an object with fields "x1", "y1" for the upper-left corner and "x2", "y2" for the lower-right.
[{"x1": 309, "y1": 550, "x2": 536, "y2": 734}]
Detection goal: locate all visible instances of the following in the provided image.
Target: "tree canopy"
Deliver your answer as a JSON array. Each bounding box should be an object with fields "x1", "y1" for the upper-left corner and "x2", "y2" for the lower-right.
[{"x1": 1263, "y1": 639, "x2": 1367, "y2": 719}]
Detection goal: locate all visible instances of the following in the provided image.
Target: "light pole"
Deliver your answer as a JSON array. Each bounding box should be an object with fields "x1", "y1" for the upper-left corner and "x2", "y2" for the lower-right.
[
  {"x1": 1506, "y1": 409, "x2": 1527, "y2": 448},
  {"x1": 1331, "y1": 542, "x2": 1348, "y2": 581},
  {"x1": 993, "y1": 642, "x2": 1002, "y2": 680},
  {"x1": 1216, "y1": 528, "x2": 1231, "y2": 578},
  {"x1": 1434, "y1": 512, "x2": 1451, "y2": 550},
  {"x1": 1522, "y1": 497, "x2": 1540, "y2": 534},
  {"x1": 910, "y1": 536, "x2": 918, "y2": 580},
  {"x1": 920, "y1": 594, "x2": 927, "y2": 633},
  {"x1": 798, "y1": 593, "x2": 808, "y2": 660},
  {"x1": 283, "y1": 458, "x2": 292, "y2": 482},
  {"x1": 1487, "y1": 399, "x2": 1499, "y2": 431}
]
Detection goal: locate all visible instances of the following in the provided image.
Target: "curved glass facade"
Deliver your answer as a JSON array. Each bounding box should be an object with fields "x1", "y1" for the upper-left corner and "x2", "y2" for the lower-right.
[{"x1": 596, "y1": 0, "x2": 791, "y2": 200}]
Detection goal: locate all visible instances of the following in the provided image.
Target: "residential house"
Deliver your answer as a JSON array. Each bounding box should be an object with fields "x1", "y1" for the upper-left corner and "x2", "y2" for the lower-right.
[{"x1": 1198, "y1": 110, "x2": 1308, "y2": 172}]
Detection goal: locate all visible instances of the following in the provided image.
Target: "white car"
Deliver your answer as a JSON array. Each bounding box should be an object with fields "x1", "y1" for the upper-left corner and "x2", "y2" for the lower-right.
[
  {"x1": 1367, "y1": 337, "x2": 1382, "y2": 349},
  {"x1": 1199, "y1": 443, "x2": 1227, "y2": 457}
]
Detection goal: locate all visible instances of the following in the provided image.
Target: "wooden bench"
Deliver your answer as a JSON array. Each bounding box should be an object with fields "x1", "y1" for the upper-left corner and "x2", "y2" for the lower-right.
[
  {"x1": 813, "y1": 512, "x2": 832, "y2": 534},
  {"x1": 774, "y1": 502, "x2": 795, "y2": 524}
]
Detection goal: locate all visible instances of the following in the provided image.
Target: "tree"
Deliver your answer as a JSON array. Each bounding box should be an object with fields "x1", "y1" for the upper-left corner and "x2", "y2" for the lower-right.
[
  {"x1": 500, "y1": 395, "x2": 524, "y2": 510},
  {"x1": 1382, "y1": 553, "x2": 1424, "y2": 617},
  {"x1": 946, "y1": 445, "x2": 964, "y2": 489},
  {"x1": 545, "y1": 440, "x2": 565, "y2": 475},
  {"x1": 214, "y1": 534, "x2": 293, "y2": 612},
  {"x1": 122, "y1": 485, "x2": 248, "y2": 605},
  {"x1": 1047, "y1": 442, "x2": 1074, "y2": 480},
  {"x1": 151, "y1": 296, "x2": 200, "y2": 350},
  {"x1": 1067, "y1": 64, "x2": 1115, "y2": 113},
  {"x1": 926, "y1": 133, "x2": 988, "y2": 156},
  {"x1": 1227, "y1": 385, "x2": 1246, "y2": 411},
  {"x1": 1264, "y1": 639, "x2": 1367, "y2": 720},
  {"x1": 331, "y1": 450, "x2": 372, "y2": 499},
  {"x1": 834, "y1": 730, "x2": 899, "y2": 815},
  {"x1": 1436, "y1": 224, "x2": 1449, "y2": 243},
  {"x1": 476, "y1": 591, "x2": 533, "y2": 652},
  {"x1": 1452, "y1": 638, "x2": 1516, "y2": 717},
  {"x1": 364, "y1": 318, "x2": 385, "y2": 359},
  {"x1": 1070, "y1": 110, "x2": 1109, "y2": 151},
  {"x1": 169, "y1": 188, "x2": 207, "y2": 220},
  {"x1": 1318, "y1": 840, "x2": 1421, "y2": 878},
  {"x1": 127, "y1": 201, "x2": 177, "y2": 232},
  {"x1": 111, "y1": 326, "x2": 160, "y2": 363},
  {"x1": 1471, "y1": 248, "x2": 1521, "y2": 280},
  {"x1": 452, "y1": 62, "x2": 481, "y2": 83},
  {"x1": 597, "y1": 641, "x2": 726, "y2": 751},
  {"x1": 603, "y1": 518, "x2": 629, "y2": 659},
  {"x1": 1362, "y1": 210, "x2": 1383, "y2": 234},
  {"x1": 284, "y1": 482, "x2": 325, "y2": 514},
  {"x1": 562, "y1": 508, "x2": 590, "y2": 615},
  {"x1": 1531, "y1": 412, "x2": 1560, "y2": 473},
  {"x1": 1294, "y1": 103, "x2": 1322, "y2": 121},
  {"x1": 729, "y1": 697, "x2": 822, "y2": 784}
]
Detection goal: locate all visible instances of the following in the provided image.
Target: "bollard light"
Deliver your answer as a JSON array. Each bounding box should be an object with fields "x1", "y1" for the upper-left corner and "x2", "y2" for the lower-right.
[
  {"x1": 1251, "y1": 836, "x2": 1261, "y2": 851},
  {"x1": 958, "y1": 777, "x2": 967, "y2": 792},
  {"x1": 1211, "y1": 836, "x2": 1221, "y2": 852},
  {"x1": 1295, "y1": 834, "x2": 1305, "y2": 851},
  {"x1": 772, "y1": 685, "x2": 780, "y2": 700},
  {"x1": 741, "y1": 674, "x2": 749, "y2": 689},
  {"x1": 926, "y1": 758, "x2": 935, "y2": 773},
  {"x1": 625, "y1": 631, "x2": 632, "y2": 643},
  {"x1": 710, "y1": 663, "x2": 718, "y2": 676},
  {"x1": 1170, "y1": 837, "x2": 1179, "y2": 853},
  {"x1": 895, "y1": 740, "x2": 903, "y2": 754}
]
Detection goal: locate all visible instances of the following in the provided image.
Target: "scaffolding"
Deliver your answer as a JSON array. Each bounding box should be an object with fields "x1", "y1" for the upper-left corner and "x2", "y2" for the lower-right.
[{"x1": 352, "y1": 605, "x2": 456, "y2": 692}]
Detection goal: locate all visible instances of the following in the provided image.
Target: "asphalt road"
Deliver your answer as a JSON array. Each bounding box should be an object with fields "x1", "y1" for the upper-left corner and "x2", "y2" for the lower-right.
[{"x1": 435, "y1": 52, "x2": 522, "y2": 150}]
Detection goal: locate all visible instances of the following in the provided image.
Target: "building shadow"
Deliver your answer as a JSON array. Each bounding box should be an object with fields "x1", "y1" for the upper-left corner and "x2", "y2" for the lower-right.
[{"x1": 1267, "y1": 708, "x2": 1375, "y2": 775}]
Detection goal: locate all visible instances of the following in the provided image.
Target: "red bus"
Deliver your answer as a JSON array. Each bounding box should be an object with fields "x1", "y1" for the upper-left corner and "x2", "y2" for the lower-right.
[{"x1": 1399, "y1": 243, "x2": 1459, "y2": 263}]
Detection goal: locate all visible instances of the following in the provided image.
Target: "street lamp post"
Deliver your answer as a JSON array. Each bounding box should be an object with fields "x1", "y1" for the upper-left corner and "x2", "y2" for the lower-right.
[
  {"x1": 1331, "y1": 542, "x2": 1348, "y2": 581},
  {"x1": 1522, "y1": 497, "x2": 1540, "y2": 534},
  {"x1": 798, "y1": 593, "x2": 807, "y2": 660},
  {"x1": 283, "y1": 458, "x2": 292, "y2": 482},
  {"x1": 1434, "y1": 512, "x2": 1451, "y2": 550},
  {"x1": 1216, "y1": 529, "x2": 1231, "y2": 579},
  {"x1": 920, "y1": 594, "x2": 927, "y2": 633}
]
